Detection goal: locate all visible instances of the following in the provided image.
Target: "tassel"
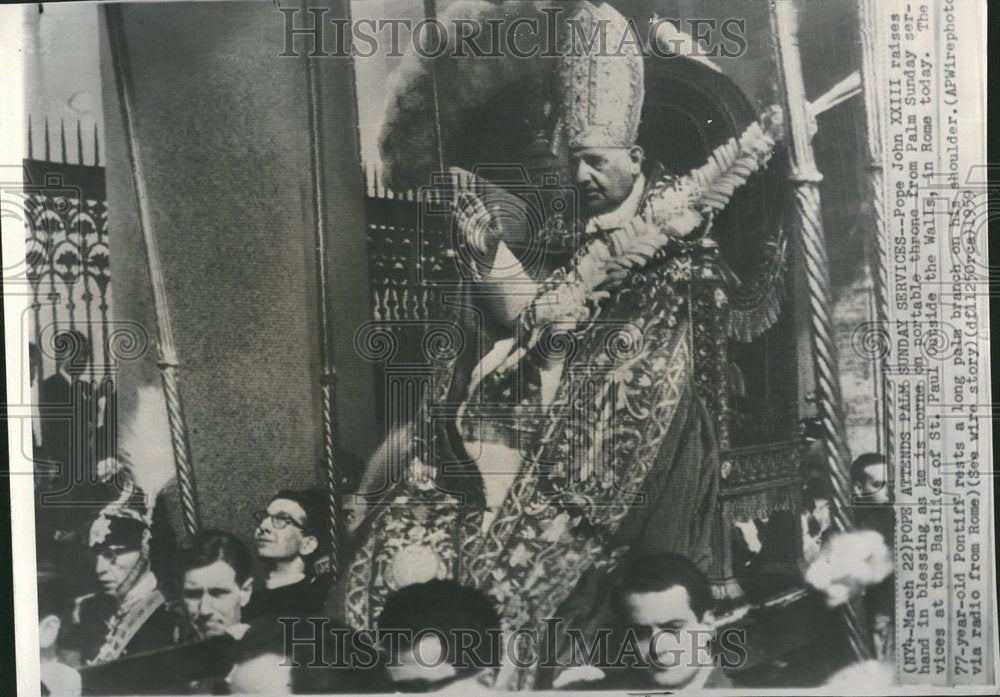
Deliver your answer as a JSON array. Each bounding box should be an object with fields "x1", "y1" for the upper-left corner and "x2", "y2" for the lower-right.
[
  {"x1": 724, "y1": 486, "x2": 800, "y2": 523},
  {"x1": 725, "y1": 231, "x2": 789, "y2": 342}
]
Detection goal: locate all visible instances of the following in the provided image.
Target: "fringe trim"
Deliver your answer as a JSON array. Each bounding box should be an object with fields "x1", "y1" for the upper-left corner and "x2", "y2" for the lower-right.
[{"x1": 724, "y1": 486, "x2": 801, "y2": 522}]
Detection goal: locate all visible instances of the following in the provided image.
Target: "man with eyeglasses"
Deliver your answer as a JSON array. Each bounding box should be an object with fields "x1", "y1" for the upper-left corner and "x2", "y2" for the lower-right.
[{"x1": 243, "y1": 488, "x2": 332, "y2": 622}]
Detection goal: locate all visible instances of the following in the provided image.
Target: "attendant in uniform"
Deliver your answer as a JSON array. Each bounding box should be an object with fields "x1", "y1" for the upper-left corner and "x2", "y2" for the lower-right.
[
  {"x1": 72, "y1": 492, "x2": 185, "y2": 664},
  {"x1": 38, "y1": 330, "x2": 94, "y2": 481},
  {"x1": 850, "y1": 452, "x2": 895, "y2": 662},
  {"x1": 36, "y1": 332, "x2": 99, "y2": 589},
  {"x1": 36, "y1": 331, "x2": 123, "y2": 606},
  {"x1": 244, "y1": 488, "x2": 332, "y2": 622}
]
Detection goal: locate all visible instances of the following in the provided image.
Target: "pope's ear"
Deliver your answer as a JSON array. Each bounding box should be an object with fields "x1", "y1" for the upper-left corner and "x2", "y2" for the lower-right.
[{"x1": 628, "y1": 145, "x2": 645, "y2": 168}]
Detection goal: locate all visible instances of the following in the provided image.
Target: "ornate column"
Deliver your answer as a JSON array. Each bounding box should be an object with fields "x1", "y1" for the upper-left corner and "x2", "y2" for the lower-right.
[
  {"x1": 305, "y1": 38, "x2": 342, "y2": 579},
  {"x1": 769, "y1": 1, "x2": 873, "y2": 660}
]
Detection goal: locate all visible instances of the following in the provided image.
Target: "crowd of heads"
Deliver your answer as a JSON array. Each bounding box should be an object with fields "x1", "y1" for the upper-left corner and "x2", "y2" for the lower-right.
[
  {"x1": 39, "y1": 482, "x2": 727, "y2": 694},
  {"x1": 36, "y1": 483, "x2": 351, "y2": 692},
  {"x1": 35, "y1": 433, "x2": 894, "y2": 695},
  {"x1": 32, "y1": 335, "x2": 891, "y2": 694},
  {"x1": 226, "y1": 552, "x2": 721, "y2": 693}
]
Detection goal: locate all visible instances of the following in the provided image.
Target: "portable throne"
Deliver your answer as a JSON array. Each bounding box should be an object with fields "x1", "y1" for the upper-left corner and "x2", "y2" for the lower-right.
[{"x1": 365, "y1": 52, "x2": 809, "y2": 601}]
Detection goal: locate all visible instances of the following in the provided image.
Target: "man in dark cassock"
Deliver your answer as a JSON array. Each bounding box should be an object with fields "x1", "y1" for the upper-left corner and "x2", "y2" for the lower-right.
[
  {"x1": 243, "y1": 488, "x2": 332, "y2": 622},
  {"x1": 71, "y1": 494, "x2": 185, "y2": 665}
]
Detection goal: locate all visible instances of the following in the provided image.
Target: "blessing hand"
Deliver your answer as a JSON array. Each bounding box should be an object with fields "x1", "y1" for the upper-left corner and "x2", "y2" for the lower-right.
[
  {"x1": 454, "y1": 191, "x2": 500, "y2": 260},
  {"x1": 453, "y1": 183, "x2": 533, "y2": 265}
]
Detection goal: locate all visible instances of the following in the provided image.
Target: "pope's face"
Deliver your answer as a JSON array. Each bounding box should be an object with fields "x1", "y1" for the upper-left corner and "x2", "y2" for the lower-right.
[
  {"x1": 183, "y1": 559, "x2": 252, "y2": 638},
  {"x1": 572, "y1": 146, "x2": 643, "y2": 215},
  {"x1": 621, "y1": 586, "x2": 714, "y2": 688}
]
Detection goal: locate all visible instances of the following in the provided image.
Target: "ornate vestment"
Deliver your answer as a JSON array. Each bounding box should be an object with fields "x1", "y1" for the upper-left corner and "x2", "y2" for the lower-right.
[
  {"x1": 344, "y1": 0, "x2": 783, "y2": 682},
  {"x1": 73, "y1": 573, "x2": 184, "y2": 664},
  {"x1": 342, "y1": 167, "x2": 725, "y2": 687}
]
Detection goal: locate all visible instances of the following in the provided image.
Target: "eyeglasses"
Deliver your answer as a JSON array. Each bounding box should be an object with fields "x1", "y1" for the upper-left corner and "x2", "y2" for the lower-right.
[{"x1": 252, "y1": 511, "x2": 306, "y2": 531}]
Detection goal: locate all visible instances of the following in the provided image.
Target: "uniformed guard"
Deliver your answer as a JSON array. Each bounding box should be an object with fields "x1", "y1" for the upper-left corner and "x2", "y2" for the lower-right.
[{"x1": 72, "y1": 486, "x2": 185, "y2": 665}]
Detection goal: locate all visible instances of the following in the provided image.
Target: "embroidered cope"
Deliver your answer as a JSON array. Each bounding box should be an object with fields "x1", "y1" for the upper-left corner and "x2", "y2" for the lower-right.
[{"x1": 344, "y1": 170, "x2": 724, "y2": 688}]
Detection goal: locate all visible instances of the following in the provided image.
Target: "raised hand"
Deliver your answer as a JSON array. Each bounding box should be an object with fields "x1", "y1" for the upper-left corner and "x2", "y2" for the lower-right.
[{"x1": 454, "y1": 190, "x2": 499, "y2": 260}]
